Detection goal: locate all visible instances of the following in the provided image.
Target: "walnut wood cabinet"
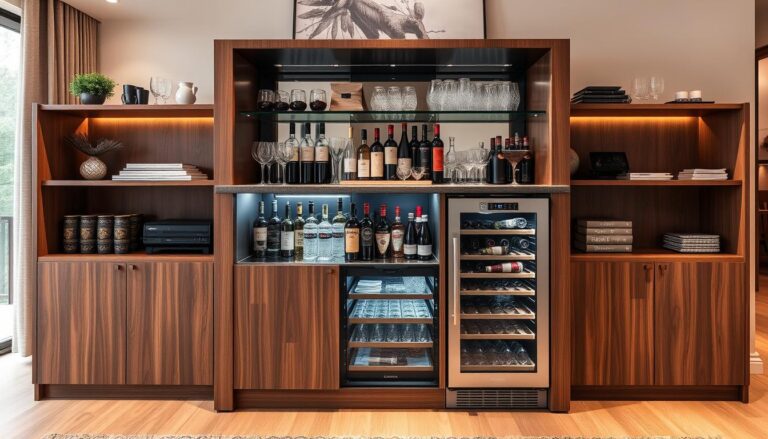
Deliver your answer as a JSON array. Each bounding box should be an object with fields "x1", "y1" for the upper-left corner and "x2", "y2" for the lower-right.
[
  {"x1": 234, "y1": 265, "x2": 340, "y2": 390},
  {"x1": 37, "y1": 259, "x2": 213, "y2": 387},
  {"x1": 572, "y1": 260, "x2": 746, "y2": 388}
]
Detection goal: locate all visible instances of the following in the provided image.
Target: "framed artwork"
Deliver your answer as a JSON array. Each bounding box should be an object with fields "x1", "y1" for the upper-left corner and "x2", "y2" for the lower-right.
[{"x1": 293, "y1": 0, "x2": 486, "y2": 40}]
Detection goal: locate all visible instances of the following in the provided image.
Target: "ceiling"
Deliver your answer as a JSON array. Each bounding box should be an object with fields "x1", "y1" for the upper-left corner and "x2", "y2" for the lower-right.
[{"x1": 63, "y1": 0, "x2": 202, "y2": 21}]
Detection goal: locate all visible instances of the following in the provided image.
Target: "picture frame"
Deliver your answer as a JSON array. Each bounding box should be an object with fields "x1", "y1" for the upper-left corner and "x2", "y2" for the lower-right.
[{"x1": 293, "y1": 0, "x2": 487, "y2": 40}]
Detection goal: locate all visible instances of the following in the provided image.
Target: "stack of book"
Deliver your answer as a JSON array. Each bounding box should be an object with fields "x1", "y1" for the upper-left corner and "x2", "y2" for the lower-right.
[
  {"x1": 571, "y1": 86, "x2": 631, "y2": 104},
  {"x1": 112, "y1": 163, "x2": 208, "y2": 181},
  {"x1": 663, "y1": 233, "x2": 720, "y2": 253},
  {"x1": 677, "y1": 168, "x2": 728, "y2": 181},
  {"x1": 617, "y1": 172, "x2": 673, "y2": 181},
  {"x1": 575, "y1": 219, "x2": 633, "y2": 253}
]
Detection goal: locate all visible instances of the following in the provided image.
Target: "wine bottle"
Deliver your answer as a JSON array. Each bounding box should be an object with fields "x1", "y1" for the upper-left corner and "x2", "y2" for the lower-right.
[
  {"x1": 343, "y1": 126, "x2": 357, "y2": 180},
  {"x1": 370, "y1": 127, "x2": 384, "y2": 180},
  {"x1": 299, "y1": 122, "x2": 315, "y2": 184},
  {"x1": 357, "y1": 129, "x2": 371, "y2": 180},
  {"x1": 418, "y1": 124, "x2": 431, "y2": 179},
  {"x1": 484, "y1": 262, "x2": 524, "y2": 273},
  {"x1": 409, "y1": 125, "x2": 420, "y2": 168},
  {"x1": 418, "y1": 213, "x2": 433, "y2": 261},
  {"x1": 486, "y1": 137, "x2": 496, "y2": 184},
  {"x1": 360, "y1": 202, "x2": 374, "y2": 261},
  {"x1": 252, "y1": 200, "x2": 268, "y2": 258},
  {"x1": 492, "y1": 138, "x2": 508, "y2": 185},
  {"x1": 494, "y1": 218, "x2": 528, "y2": 229},
  {"x1": 266, "y1": 199, "x2": 281, "y2": 258},
  {"x1": 510, "y1": 236, "x2": 531, "y2": 250},
  {"x1": 431, "y1": 124, "x2": 444, "y2": 184},
  {"x1": 294, "y1": 202, "x2": 305, "y2": 260},
  {"x1": 344, "y1": 203, "x2": 361, "y2": 262},
  {"x1": 285, "y1": 123, "x2": 300, "y2": 184},
  {"x1": 479, "y1": 245, "x2": 509, "y2": 255},
  {"x1": 384, "y1": 124, "x2": 398, "y2": 180},
  {"x1": 518, "y1": 137, "x2": 534, "y2": 184},
  {"x1": 396, "y1": 123, "x2": 412, "y2": 179},
  {"x1": 403, "y1": 212, "x2": 417, "y2": 260},
  {"x1": 280, "y1": 201, "x2": 295, "y2": 259},
  {"x1": 375, "y1": 204, "x2": 391, "y2": 259},
  {"x1": 314, "y1": 123, "x2": 330, "y2": 184},
  {"x1": 391, "y1": 206, "x2": 405, "y2": 259}
]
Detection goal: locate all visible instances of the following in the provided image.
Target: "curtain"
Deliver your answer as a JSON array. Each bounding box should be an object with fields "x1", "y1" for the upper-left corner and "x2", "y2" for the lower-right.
[{"x1": 12, "y1": 0, "x2": 99, "y2": 356}]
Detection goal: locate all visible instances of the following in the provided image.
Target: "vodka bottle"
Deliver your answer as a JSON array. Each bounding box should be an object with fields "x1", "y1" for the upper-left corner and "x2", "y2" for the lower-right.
[
  {"x1": 317, "y1": 204, "x2": 333, "y2": 261},
  {"x1": 332, "y1": 197, "x2": 346, "y2": 260},
  {"x1": 303, "y1": 201, "x2": 319, "y2": 261}
]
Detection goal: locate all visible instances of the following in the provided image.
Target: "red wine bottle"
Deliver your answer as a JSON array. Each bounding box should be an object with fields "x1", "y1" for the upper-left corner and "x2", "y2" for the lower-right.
[
  {"x1": 431, "y1": 124, "x2": 444, "y2": 184},
  {"x1": 409, "y1": 125, "x2": 420, "y2": 168},
  {"x1": 360, "y1": 202, "x2": 374, "y2": 261},
  {"x1": 285, "y1": 123, "x2": 300, "y2": 184},
  {"x1": 374, "y1": 204, "x2": 391, "y2": 259},
  {"x1": 384, "y1": 125, "x2": 398, "y2": 180},
  {"x1": 314, "y1": 123, "x2": 330, "y2": 184},
  {"x1": 397, "y1": 123, "x2": 412, "y2": 178},
  {"x1": 418, "y1": 124, "x2": 431, "y2": 179},
  {"x1": 370, "y1": 128, "x2": 384, "y2": 180},
  {"x1": 299, "y1": 122, "x2": 314, "y2": 184}
]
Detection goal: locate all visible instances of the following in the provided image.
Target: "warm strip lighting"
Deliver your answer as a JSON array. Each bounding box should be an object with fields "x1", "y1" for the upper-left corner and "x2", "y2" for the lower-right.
[
  {"x1": 570, "y1": 116, "x2": 698, "y2": 122},
  {"x1": 106, "y1": 0, "x2": 118, "y2": 3}
]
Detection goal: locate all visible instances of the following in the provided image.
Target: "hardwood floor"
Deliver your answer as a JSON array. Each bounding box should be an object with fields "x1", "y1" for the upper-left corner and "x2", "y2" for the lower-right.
[{"x1": 3, "y1": 283, "x2": 768, "y2": 439}]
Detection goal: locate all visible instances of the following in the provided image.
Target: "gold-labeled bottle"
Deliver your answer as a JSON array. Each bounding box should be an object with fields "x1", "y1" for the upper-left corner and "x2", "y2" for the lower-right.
[{"x1": 391, "y1": 206, "x2": 405, "y2": 259}]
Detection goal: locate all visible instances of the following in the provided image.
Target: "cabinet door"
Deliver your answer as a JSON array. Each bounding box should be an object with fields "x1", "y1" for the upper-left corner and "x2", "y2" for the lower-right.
[
  {"x1": 37, "y1": 262, "x2": 126, "y2": 384},
  {"x1": 654, "y1": 262, "x2": 746, "y2": 385},
  {"x1": 234, "y1": 265, "x2": 340, "y2": 390},
  {"x1": 126, "y1": 261, "x2": 213, "y2": 385},
  {"x1": 572, "y1": 261, "x2": 654, "y2": 386}
]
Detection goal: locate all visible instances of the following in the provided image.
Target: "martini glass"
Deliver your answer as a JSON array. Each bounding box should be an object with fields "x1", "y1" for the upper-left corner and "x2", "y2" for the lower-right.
[{"x1": 502, "y1": 149, "x2": 530, "y2": 185}]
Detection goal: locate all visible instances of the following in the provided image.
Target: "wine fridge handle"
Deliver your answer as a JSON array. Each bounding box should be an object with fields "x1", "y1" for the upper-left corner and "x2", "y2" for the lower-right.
[{"x1": 452, "y1": 236, "x2": 460, "y2": 326}]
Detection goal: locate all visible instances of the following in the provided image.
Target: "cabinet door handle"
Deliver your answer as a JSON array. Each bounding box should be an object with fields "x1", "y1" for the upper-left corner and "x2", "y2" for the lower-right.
[
  {"x1": 325, "y1": 268, "x2": 335, "y2": 275},
  {"x1": 658, "y1": 264, "x2": 667, "y2": 276},
  {"x1": 114, "y1": 264, "x2": 122, "y2": 271},
  {"x1": 643, "y1": 264, "x2": 652, "y2": 283},
  {"x1": 128, "y1": 264, "x2": 137, "y2": 271}
]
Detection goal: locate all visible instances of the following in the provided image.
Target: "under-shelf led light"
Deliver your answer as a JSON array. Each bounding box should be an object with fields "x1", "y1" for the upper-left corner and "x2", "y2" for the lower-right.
[{"x1": 106, "y1": 0, "x2": 118, "y2": 4}]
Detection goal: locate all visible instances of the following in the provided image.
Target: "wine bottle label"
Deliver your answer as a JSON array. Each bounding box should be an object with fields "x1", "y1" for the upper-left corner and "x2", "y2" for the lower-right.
[
  {"x1": 432, "y1": 148, "x2": 444, "y2": 171},
  {"x1": 375, "y1": 232, "x2": 391, "y2": 254},
  {"x1": 303, "y1": 230, "x2": 318, "y2": 240},
  {"x1": 253, "y1": 227, "x2": 267, "y2": 250},
  {"x1": 344, "y1": 158, "x2": 358, "y2": 173},
  {"x1": 294, "y1": 229, "x2": 304, "y2": 248},
  {"x1": 361, "y1": 227, "x2": 373, "y2": 245},
  {"x1": 391, "y1": 229, "x2": 404, "y2": 251},
  {"x1": 301, "y1": 146, "x2": 315, "y2": 161},
  {"x1": 280, "y1": 231, "x2": 295, "y2": 250},
  {"x1": 484, "y1": 262, "x2": 523, "y2": 273},
  {"x1": 480, "y1": 245, "x2": 507, "y2": 255},
  {"x1": 404, "y1": 243, "x2": 417, "y2": 255},
  {"x1": 267, "y1": 229, "x2": 280, "y2": 246},
  {"x1": 384, "y1": 147, "x2": 397, "y2": 165},
  {"x1": 417, "y1": 244, "x2": 432, "y2": 257},
  {"x1": 357, "y1": 159, "x2": 370, "y2": 177},
  {"x1": 371, "y1": 152, "x2": 384, "y2": 177},
  {"x1": 315, "y1": 146, "x2": 329, "y2": 161},
  {"x1": 397, "y1": 158, "x2": 412, "y2": 172},
  {"x1": 290, "y1": 146, "x2": 299, "y2": 162},
  {"x1": 345, "y1": 229, "x2": 360, "y2": 252}
]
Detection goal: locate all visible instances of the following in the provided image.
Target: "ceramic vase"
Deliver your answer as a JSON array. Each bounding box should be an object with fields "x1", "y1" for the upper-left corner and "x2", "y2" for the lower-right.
[{"x1": 80, "y1": 156, "x2": 107, "y2": 180}]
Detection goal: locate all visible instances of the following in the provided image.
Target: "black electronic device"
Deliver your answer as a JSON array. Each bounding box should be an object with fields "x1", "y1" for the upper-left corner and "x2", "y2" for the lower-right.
[{"x1": 142, "y1": 220, "x2": 212, "y2": 254}]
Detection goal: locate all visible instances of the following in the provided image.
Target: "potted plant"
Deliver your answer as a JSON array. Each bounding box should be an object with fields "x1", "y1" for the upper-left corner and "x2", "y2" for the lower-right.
[
  {"x1": 69, "y1": 73, "x2": 117, "y2": 105},
  {"x1": 65, "y1": 133, "x2": 124, "y2": 180}
]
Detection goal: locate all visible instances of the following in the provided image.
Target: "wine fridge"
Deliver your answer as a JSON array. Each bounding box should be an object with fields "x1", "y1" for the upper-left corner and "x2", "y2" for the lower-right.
[
  {"x1": 446, "y1": 197, "x2": 549, "y2": 409},
  {"x1": 341, "y1": 266, "x2": 439, "y2": 387}
]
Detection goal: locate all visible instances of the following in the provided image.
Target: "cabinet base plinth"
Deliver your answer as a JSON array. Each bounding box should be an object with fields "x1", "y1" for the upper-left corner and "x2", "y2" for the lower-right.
[
  {"x1": 234, "y1": 388, "x2": 445, "y2": 409},
  {"x1": 39, "y1": 384, "x2": 213, "y2": 400},
  {"x1": 572, "y1": 385, "x2": 746, "y2": 402}
]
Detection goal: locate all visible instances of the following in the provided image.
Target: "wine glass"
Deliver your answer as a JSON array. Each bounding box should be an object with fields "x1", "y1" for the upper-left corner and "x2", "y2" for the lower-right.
[
  {"x1": 632, "y1": 77, "x2": 650, "y2": 101},
  {"x1": 510, "y1": 83, "x2": 521, "y2": 111},
  {"x1": 257, "y1": 89, "x2": 275, "y2": 111},
  {"x1": 396, "y1": 165, "x2": 411, "y2": 181},
  {"x1": 150, "y1": 77, "x2": 171, "y2": 105},
  {"x1": 329, "y1": 137, "x2": 349, "y2": 184},
  {"x1": 411, "y1": 167, "x2": 426, "y2": 181},
  {"x1": 403, "y1": 86, "x2": 418, "y2": 111},
  {"x1": 252, "y1": 141, "x2": 273, "y2": 184},
  {"x1": 502, "y1": 149, "x2": 530, "y2": 186},
  {"x1": 476, "y1": 142, "x2": 491, "y2": 182},
  {"x1": 387, "y1": 86, "x2": 402, "y2": 111},
  {"x1": 274, "y1": 142, "x2": 292, "y2": 185},
  {"x1": 310, "y1": 89, "x2": 327, "y2": 111},
  {"x1": 275, "y1": 90, "x2": 290, "y2": 112},
  {"x1": 427, "y1": 79, "x2": 442, "y2": 111},
  {"x1": 650, "y1": 76, "x2": 665, "y2": 101},
  {"x1": 290, "y1": 89, "x2": 307, "y2": 111}
]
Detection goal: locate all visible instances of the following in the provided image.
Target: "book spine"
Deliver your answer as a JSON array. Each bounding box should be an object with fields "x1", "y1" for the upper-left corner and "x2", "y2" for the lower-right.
[
  {"x1": 577, "y1": 227, "x2": 633, "y2": 235},
  {"x1": 576, "y1": 234, "x2": 633, "y2": 244},
  {"x1": 575, "y1": 242, "x2": 632, "y2": 253},
  {"x1": 578, "y1": 220, "x2": 633, "y2": 228}
]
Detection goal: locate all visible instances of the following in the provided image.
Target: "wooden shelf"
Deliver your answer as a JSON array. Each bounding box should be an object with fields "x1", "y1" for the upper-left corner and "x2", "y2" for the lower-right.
[
  {"x1": 571, "y1": 103, "x2": 745, "y2": 117},
  {"x1": 38, "y1": 104, "x2": 214, "y2": 118},
  {"x1": 38, "y1": 252, "x2": 214, "y2": 262},
  {"x1": 570, "y1": 248, "x2": 744, "y2": 263},
  {"x1": 571, "y1": 179, "x2": 742, "y2": 187},
  {"x1": 460, "y1": 229, "x2": 536, "y2": 235},
  {"x1": 42, "y1": 180, "x2": 215, "y2": 187},
  {"x1": 216, "y1": 184, "x2": 570, "y2": 195}
]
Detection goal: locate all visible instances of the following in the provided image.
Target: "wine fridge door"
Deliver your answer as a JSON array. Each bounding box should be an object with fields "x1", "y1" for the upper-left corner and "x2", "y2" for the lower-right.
[{"x1": 447, "y1": 198, "x2": 549, "y2": 389}]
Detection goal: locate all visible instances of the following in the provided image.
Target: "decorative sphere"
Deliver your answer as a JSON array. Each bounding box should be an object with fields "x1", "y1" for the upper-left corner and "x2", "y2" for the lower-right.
[{"x1": 569, "y1": 148, "x2": 580, "y2": 176}]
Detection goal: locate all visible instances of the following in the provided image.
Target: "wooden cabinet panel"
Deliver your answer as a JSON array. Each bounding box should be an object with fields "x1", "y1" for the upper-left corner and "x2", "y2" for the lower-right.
[
  {"x1": 37, "y1": 262, "x2": 126, "y2": 384},
  {"x1": 654, "y1": 262, "x2": 746, "y2": 386},
  {"x1": 234, "y1": 265, "x2": 340, "y2": 390},
  {"x1": 126, "y1": 262, "x2": 213, "y2": 385},
  {"x1": 572, "y1": 261, "x2": 654, "y2": 386}
]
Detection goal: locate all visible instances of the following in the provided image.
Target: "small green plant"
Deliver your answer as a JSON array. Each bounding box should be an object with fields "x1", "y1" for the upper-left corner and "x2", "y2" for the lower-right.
[{"x1": 69, "y1": 73, "x2": 116, "y2": 98}]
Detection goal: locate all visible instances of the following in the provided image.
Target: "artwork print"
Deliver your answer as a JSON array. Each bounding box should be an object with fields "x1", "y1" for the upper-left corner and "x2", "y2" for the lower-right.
[{"x1": 293, "y1": 0, "x2": 486, "y2": 40}]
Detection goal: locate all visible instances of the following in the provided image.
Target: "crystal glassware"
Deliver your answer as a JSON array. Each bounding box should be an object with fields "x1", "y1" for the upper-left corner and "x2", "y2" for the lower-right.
[
  {"x1": 252, "y1": 141, "x2": 274, "y2": 184},
  {"x1": 411, "y1": 166, "x2": 426, "y2": 180},
  {"x1": 256, "y1": 89, "x2": 275, "y2": 111},
  {"x1": 290, "y1": 89, "x2": 307, "y2": 111},
  {"x1": 274, "y1": 142, "x2": 293, "y2": 185},
  {"x1": 310, "y1": 89, "x2": 328, "y2": 111},
  {"x1": 441, "y1": 79, "x2": 458, "y2": 111},
  {"x1": 396, "y1": 165, "x2": 411, "y2": 181},
  {"x1": 403, "y1": 86, "x2": 418, "y2": 111},
  {"x1": 502, "y1": 149, "x2": 530, "y2": 186},
  {"x1": 370, "y1": 86, "x2": 387, "y2": 111},
  {"x1": 329, "y1": 137, "x2": 349, "y2": 184},
  {"x1": 275, "y1": 90, "x2": 290, "y2": 112},
  {"x1": 510, "y1": 82, "x2": 521, "y2": 111},
  {"x1": 150, "y1": 77, "x2": 172, "y2": 104},
  {"x1": 387, "y1": 86, "x2": 402, "y2": 111},
  {"x1": 649, "y1": 76, "x2": 665, "y2": 101},
  {"x1": 427, "y1": 79, "x2": 442, "y2": 111},
  {"x1": 632, "y1": 77, "x2": 650, "y2": 101}
]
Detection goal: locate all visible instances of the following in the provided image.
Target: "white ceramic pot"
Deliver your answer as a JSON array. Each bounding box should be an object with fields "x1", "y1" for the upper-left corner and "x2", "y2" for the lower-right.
[
  {"x1": 175, "y1": 81, "x2": 198, "y2": 104},
  {"x1": 80, "y1": 156, "x2": 107, "y2": 180}
]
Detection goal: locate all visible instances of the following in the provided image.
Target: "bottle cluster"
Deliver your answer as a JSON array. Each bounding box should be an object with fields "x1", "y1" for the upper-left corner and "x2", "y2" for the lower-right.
[
  {"x1": 283, "y1": 122, "x2": 332, "y2": 184},
  {"x1": 252, "y1": 198, "x2": 434, "y2": 262},
  {"x1": 486, "y1": 133, "x2": 535, "y2": 185}
]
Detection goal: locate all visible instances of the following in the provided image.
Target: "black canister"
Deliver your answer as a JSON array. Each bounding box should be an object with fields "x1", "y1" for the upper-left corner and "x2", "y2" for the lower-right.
[
  {"x1": 62, "y1": 215, "x2": 80, "y2": 254},
  {"x1": 79, "y1": 215, "x2": 96, "y2": 254},
  {"x1": 97, "y1": 215, "x2": 114, "y2": 254},
  {"x1": 114, "y1": 215, "x2": 131, "y2": 254}
]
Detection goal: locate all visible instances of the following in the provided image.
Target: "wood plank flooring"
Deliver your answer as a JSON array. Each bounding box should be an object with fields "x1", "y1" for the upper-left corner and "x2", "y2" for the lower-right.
[{"x1": 3, "y1": 279, "x2": 768, "y2": 439}]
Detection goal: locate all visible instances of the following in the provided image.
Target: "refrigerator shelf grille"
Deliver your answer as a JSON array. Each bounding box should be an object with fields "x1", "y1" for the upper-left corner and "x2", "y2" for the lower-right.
[
  {"x1": 448, "y1": 389, "x2": 547, "y2": 409},
  {"x1": 460, "y1": 289, "x2": 535, "y2": 296},
  {"x1": 460, "y1": 252, "x2": 536, "y2": 261},
  {"x1": 460, "y1": 312, "x2": 536, "y2": 320},
  {"x1": 460, "y1": 271, "x2": 536, "y2": 279},
  {"x1": 460, "y1": 333, "x2": 536, "y2": 340},
  {"x1": 460, "y1": 229, "x2": 536, "y2": 236}
]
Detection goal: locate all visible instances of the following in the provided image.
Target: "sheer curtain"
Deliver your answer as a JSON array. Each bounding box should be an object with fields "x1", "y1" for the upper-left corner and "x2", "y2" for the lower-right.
[{"x1": 12, "y1": 0, "x2": 98, "y2": 356}]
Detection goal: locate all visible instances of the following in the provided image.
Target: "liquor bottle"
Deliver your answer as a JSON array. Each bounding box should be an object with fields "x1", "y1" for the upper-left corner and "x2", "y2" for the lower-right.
[
  {"x1": 252, "y1": 200, "x2": 268, "y2": 258},
  {"x1": 266, "y1": 199, "x2": 281, "y2": 258},
  {"x1": 317, "y1": 204, "x2": 333, "y2": 261},
  {"x1": 303, "y1": 201, "x2": 318, "y2": 261},
  {"x1": 384, "y1": 124, "x2": 398, "y2": 180},
  {"x1": 494, "y1": 217, "x2": 528, "y2": 229},
  {"x1": 409, "y1": 125, "x2": 420, "y2": 168},
  {"x1": 491, "y1": 138, "x2": 508, "y2": 185},
  {"x1": 344, "y1": 203, "x2": 361, "y2": 262},
  {"x1": 375, "y1": 204, "x2": 391, "y2": 259},
  {"x1": 396, "y1": 123, "x2": 412, "y2": 179},
  {"x1": 357, "y1": 129, "x2": 371, "y2": 180},
  {"x1": 360, "y1": 202, "x2": 374, "y2": 261},
  {"x1": 315, "y1": 123, "x2": 330, "y2": 184},
  {"x1": 370, "y1": 127, "x2": 384, "y2": 180},
  {"x1": 479, "y1": 245, "x2": 510, "y2": 255},
  {"x1": 343, "y1": 126, "x2": 357, "y2": 181},
  {"x1": 403, "y1": 212, "x2": 417, "y2": 260},
  {"x1": 514, "y1": 132, "x2": 521, "y2": 149},
  {"x1": 486, "y1": 137, "x2": 496, "y2": 184},
  {"x1": 332, "y1": 197, "x2": 346, "y2": 260},
  {"x1": 280, "y1": 201, "x2": 295, "y2": 259},
  {"x1": 418, "y1": 213, "x2": 433, "y2": 261},
  {"x1": 294, "y1": 202, "x2": 305, "y2": 260},
  {"x1": 391, "y1": 206, "x2": 405, "y2": 259},
  {"x1": 299, "y1": 122, "x2": 315, "y2": 184},
  {"x1": 431, "y1": 124, "x2": 444, "y2": 184},
  {"x1": 510, "y1": 236, "x2": 531, "y2": 250},
  {"x1": 415, "y1": 205, "x2": 423, "y2": 236},
  {"x1": 518, "y1": 138, "x2": 535, "y2": 184},
  {"x1": 484, "y1": 262, "x2": 524, "y2": 273},
  {"x1": 418, "y1": 124, "x2": 431, "y2": 179},
  {"x1": 285, "y1": 123, "x2": 300, "y2": 184}
]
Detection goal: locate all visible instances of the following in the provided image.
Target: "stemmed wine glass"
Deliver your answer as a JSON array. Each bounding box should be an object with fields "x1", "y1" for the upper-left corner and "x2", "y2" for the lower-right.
[
  {"x1": 251, "y1": 141, "x2": 274, "y2": 184},
  {"x1": 329, "y1": 137, "x2": 349, "y2": 184},
  {"x1": 150, "y1": 77, "x2": 172, "y2": 104},
  {"x1": 274, "y1": 142, "x2": 293, "y2": 184}
]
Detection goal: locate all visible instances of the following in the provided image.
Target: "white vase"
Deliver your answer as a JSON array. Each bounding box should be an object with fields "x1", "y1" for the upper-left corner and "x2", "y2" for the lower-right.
[
  {"x1": 175, "y1": 81, "x2": 198, "y2": 104},
  {"x1": 80, "y1": 156, "x2": 107, "y2": 180}
]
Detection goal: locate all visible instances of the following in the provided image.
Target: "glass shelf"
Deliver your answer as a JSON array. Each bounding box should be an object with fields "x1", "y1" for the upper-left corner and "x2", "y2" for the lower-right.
[{"x1": 238, "y1": 110, "x2": 546, "y2": 124}]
